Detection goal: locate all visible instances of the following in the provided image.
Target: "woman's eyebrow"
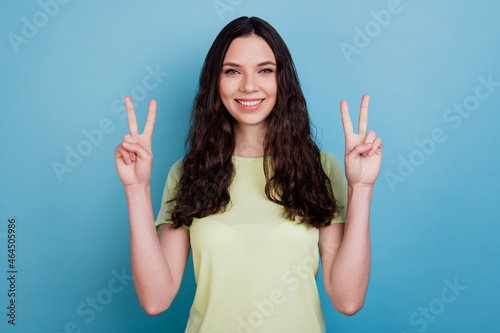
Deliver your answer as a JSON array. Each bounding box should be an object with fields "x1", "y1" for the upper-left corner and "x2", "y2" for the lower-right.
[{"x1": 222, "y1": 61, "x2": 277, "y2": 67}]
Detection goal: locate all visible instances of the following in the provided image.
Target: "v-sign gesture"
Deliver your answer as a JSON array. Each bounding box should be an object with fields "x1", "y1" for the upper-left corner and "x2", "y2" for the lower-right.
[
  {"x1": 341, "y1": 94, "x2": 383, "y2": 187},
  {"x1": 115, "y1": 97, "x2": 157, "y2": 188}
]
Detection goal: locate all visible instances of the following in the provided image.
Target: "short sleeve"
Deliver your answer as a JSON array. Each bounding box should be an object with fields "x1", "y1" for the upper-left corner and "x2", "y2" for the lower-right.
[
  {"x1": 321, "y1": 151, "x2": 347, "y2": 223},
  {"x1": 155, "y1": 158, "x2": 190, "y2": 232}
]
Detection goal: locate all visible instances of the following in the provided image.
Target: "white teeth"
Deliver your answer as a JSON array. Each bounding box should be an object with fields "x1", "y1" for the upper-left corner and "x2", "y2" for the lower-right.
[{"x1": 237, "y1": 99, "x2": 263, "y2": 106}]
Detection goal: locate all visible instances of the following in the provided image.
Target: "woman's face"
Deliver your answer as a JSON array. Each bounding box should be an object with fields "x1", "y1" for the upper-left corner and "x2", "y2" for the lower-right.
[{"x1": 219, "y1": 35, "x2": 277, "y2": 131}]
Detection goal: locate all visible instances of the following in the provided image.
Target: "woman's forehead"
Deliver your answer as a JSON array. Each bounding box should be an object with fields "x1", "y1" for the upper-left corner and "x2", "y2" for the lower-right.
[{"x1": 223, "y1": 35, "x2": 275, "y2": 64}]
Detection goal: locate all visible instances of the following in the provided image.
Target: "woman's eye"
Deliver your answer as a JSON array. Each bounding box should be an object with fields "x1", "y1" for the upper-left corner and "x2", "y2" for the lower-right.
[{"x1": 224, "y1": 68, "x2": 274, "y2": 75}]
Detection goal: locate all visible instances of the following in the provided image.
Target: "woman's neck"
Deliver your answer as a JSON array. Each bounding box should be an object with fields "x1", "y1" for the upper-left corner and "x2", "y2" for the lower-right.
[{"x1": 232, "y1": 122, "x2": 268, "y2": 158}]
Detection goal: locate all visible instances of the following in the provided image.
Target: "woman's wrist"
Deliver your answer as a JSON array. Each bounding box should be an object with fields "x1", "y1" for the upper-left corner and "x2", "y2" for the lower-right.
[
  {"x1": 124, "y1": 183, "x2": 151, "y2": 197},
  {"x1": 347, "y1": 183, "x2": 374, "y2": 206},
  {"x1": 347, "y1": 182, "x2": 374, "y2": 191}
]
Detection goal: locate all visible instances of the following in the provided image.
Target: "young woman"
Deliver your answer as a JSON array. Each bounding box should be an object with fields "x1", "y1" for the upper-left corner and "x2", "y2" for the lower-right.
[{"x1": 114, "y1": 16, "x2": 382, "y2": 332}]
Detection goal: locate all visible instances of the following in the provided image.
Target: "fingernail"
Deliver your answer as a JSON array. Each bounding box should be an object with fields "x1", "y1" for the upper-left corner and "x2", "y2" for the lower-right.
[
  {"x1": 123, "y1": 142, "x2": 131, "y2": 147},
  {"x1": 127, "y1": 159, "x2": 132, "y2": 164}
]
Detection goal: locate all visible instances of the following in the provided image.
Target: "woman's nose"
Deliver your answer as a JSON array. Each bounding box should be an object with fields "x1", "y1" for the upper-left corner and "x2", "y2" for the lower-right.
[{"x1": 240, "y1": 73, "x2": 258, "y2": 92}]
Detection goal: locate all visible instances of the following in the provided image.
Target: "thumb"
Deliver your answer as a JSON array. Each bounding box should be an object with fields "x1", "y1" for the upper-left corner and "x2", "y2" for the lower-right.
[
  {"x1": 121, "y1": 142, "x2": 152, "y2": 161},
  {"x1": 349, "y1": 142, "x2": 372, "y2": 156}
]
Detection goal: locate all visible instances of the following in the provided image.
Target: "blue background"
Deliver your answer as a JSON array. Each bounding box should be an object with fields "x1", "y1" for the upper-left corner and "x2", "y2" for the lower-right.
[{"x1": 1, "y1": 0, "x2": 499, "y2": 332}]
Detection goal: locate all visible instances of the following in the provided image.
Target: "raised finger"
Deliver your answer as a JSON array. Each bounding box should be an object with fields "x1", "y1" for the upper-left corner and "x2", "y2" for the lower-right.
[
  {"x1": 340, "y1": 99, "x2": 354, "y2": 136},
  {"x1": 143, "y1": 99, "x2": 157, "y2": 138},
  {"x1": 358, "y1": 94, "x2": 370, "y2": 135},
  {"x1": 124, "y1": 96, "x2": 139, "y2": 137}
]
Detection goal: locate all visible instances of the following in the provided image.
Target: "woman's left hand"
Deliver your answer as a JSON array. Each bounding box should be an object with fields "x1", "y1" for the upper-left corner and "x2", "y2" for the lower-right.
[{"x1": 340, "y1": 94, "x2": 383, "y2": 187}]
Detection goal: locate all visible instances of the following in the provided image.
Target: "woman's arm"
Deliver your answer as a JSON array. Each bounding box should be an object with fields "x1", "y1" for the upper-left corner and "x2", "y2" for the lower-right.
[
  {"x1": 115, "y1": 97, "x2": 190, "y2": 315},
  {"x1": 319, "y1": 184, "x2": 372, "y2": 315},
  {"x1": 126, "y1": 184, "x2": 190, "y2": 316},
  {"x1": 319, "y1": 94, "x2": 382, "y2": 315}
]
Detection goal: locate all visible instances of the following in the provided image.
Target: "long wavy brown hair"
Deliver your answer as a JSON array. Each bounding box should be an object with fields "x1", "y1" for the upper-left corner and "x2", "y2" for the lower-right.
[{"x1": 167, "y1": 16, "x2": 343, "y2": 229}]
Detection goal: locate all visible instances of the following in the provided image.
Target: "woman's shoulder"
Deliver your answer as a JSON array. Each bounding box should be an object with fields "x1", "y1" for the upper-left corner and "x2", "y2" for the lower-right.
[
  {"x1": 165, "y1": 156, "x2": 185, "y2": 184},
  {"x1": 170, "y1": 156, "x2": 185, "y2": 172},
  {"x1": 319, "y1": 151, "x2": 343, "y2": 176},
  {"x1": 319, "y1": 150, "x2": 341, "y2": 164}
]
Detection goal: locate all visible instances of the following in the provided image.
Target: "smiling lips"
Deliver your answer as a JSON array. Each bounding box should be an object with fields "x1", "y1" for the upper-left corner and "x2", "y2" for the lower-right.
[
  {"x1": 236, "y1": 99, "x2": 264, "y2": 106},
  {"x1": 235, "y1": 99, "x2": 264, "y2": 111}
]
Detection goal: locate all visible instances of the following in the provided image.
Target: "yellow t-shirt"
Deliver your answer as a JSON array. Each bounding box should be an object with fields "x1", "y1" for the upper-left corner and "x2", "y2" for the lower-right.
[{"x1": 155, "y1": 151, "x2": 347, "y2": 333}]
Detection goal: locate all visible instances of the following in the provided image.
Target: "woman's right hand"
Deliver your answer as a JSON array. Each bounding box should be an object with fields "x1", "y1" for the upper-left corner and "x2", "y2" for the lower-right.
[{"x1": 114, "y1": 96, "x2": 157, "y2": 188}]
